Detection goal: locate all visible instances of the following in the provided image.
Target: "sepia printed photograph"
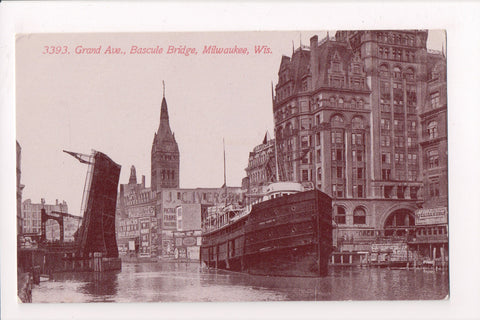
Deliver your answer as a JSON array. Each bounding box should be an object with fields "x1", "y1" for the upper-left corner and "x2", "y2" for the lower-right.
[
  {"x1": 2, "y1": 2, "x2": 480, "y2": 320},
  {"x1": 14, "y1": 29, "x2": 448, "y2": 303}
]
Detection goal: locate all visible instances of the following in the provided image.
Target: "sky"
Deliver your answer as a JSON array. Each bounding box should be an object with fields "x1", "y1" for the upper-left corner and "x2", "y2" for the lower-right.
[{"x1": 16, "y1": 30, "x2": 445, "y2": 216}]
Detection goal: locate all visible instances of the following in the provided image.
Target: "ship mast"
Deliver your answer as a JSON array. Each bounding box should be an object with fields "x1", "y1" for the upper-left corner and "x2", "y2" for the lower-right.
[{"x1": 223, "y1": 138, "x2": 227, "y2": 205}]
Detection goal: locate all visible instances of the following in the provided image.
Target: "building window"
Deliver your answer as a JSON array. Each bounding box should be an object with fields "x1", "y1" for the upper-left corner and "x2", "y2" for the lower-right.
[
  {"x1": 335, "y1": 167, "x2": 343, "y2": 179},
  {"x1": 381, "y1": 118, "x2": 391, "y2": 130},
  {"x1": 302, "y1": 170, "x2": 309, "y2": 181},
  {"x1": 382, "y1": 169, "x2": 391, "y2": 180},
  {"x1": 331, "y1": 131, "x2": 343, "y2": 144},
  {"x1": 352, "y1": 133, "x2": 364, "y2": 145},
  {"x1": 427, "y1": 149, "x2": 440, "y2": 168},
  {"x1": 429, "y1": 181, "x2": 440, "y2": 198},
  {"x1": 397, "y1": 186, "x2": 406, "y2": 199},
  {"x1": 334, "y1": 149, "x2": 343, "y2": 161},
  {"x1": 381, "y1": 81, "x2": 390, "y2": 94},
  {"x1": 381, "y1": 135, "x2": 391, "y2": 147},
  {"x1": 332, "y1": 184, "x2": 344, "y2": 198},
  {"x1": 409, "y1": 120, "x2": 417, "y2": 132},
  {"x1": 353, "y1": 207, "x2": 366, "y2": 224},
  {"x1": 394, "y1": 136, "x2": 405, "y2": 148},
  {"x1": 430, "y1": 92, "x2": 440, "y2": 109},
  {"x1": 410, "y1": 187, "x2": 419, "y2": 199},
  {"x1": 331, "y1": 115, "x2": 344, "y2": 127},
  {"x1": 407, "y1": 170, "x2": 417, "y2": 181},
  {"x1": 301, "y1": 136, "x2": 309, "y2": 148},
  {"x1": 393, "y1": 66, "x2": 401, "y2": 79},
  {"x1": 356, "y1": 150, "x2": 364, "y2": 162},
  {"x1": 427, "y1": 121, "x2": 438, "y2": 139},
  {"x1": 335, "y1": 207, "x2": 346, "y2": 224},
  {"x1": 384, "y1": 185, "x2": 393, "y2": 198},
  {"x1": 357, "y1": 168, "x2": 364, "y2": 179},
  {"x1": 382, "y1": 153, "x2": 391, "y2": 164},
  {"x1": 355, "y1": 185, "x2": 364, "y2": 198},
  {"x1": 404, "y1": 68, "x2": 415, "y2": 81}
]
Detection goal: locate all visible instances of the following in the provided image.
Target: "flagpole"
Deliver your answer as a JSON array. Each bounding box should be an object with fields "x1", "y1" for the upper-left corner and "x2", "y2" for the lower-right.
[
  {"x1": 272, "y1": 81, "x2": 280, "y2": 182},
  {"x1": 223, "y1": 138, "x2": 227, "y2": 205}
]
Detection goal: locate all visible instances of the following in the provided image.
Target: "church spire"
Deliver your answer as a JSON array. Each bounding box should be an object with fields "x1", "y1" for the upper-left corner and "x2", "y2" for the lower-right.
[{"x1": 158, "y1": 81, "x2": 172, "y2": 137}]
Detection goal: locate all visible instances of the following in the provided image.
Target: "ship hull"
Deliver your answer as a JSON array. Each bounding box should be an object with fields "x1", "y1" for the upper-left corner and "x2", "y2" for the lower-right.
[{"x1": 200, "y1": 189, "x2": 332, "y2": 277}]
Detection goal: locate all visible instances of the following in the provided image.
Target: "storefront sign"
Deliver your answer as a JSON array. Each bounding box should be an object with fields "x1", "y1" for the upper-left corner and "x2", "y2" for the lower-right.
[
  {"x1": 118, "y1": 230, "x2": 139, "y2": 238},
  {"x1": 183, "y1": 237, "x2": 197, "y2": 246},
  {"x1": 127, "y1": 205, "x2": 155, "y2": 218},
  {"x1": 415, "y1": 207, "x2": 448, "y2": 225}
]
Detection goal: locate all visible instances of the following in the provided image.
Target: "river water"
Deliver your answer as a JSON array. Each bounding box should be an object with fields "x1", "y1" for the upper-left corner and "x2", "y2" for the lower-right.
[{"x1": 32, "y1": 261, "x2": 449, "y2": 303}]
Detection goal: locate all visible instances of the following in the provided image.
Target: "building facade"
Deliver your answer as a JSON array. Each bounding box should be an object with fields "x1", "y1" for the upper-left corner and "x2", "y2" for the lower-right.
[
  {"x1": 413, "y1": 52, "x2": 448, "y2": 261},
  {"x1": 243, "y1": 131, "x2": 277, "y2": 198},
  {"x1": 270, "y1": 30, "x2": 447, "y2": 256}
]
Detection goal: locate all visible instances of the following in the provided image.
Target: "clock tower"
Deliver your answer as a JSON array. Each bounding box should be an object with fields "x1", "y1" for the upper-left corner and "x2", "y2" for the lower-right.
[{"x1": 151, "y1": 83, "x2": 180, "y2": 192}]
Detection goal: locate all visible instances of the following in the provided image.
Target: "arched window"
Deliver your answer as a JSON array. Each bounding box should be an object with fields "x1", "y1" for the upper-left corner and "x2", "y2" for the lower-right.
[
  {"x1": 331, "y1": 115, "x2": 344, "y2": 128},
  {"x1": 335, "y1": 206, "x2": 346, "y2": 224},
  {"x1": 357, "y1": 99, "x2": 364, "y2": 109},
  {"x1": 393, "y1": 66, "x2": 402, "y2": 79},
  {"x1": 384, "y1": 209, "x2": 415, "y2": 236},
  {"x1": 353, "y1": 207, "x2": 366, "y2": 224},
  {"x1": 404, "y1": 67, "x2": 415, "y2": 81},
  {"x1": 285, "y1": 122, "x2": 293, "y2": 136},
  {"x1": 338, "y1": 98, "x2": 344, "y2": 108},
  {"x1": 379, "y1": 65, "x2": 389, "y2": 78}
]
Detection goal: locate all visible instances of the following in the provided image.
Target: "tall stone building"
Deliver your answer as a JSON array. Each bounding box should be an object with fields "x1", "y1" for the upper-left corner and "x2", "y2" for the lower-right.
[
  {"x1": 243, "y1": 131, "x2": 277, "y2": 197},
  {"x1": 272, "y1": 30, "x2": 446, "y2": 253},
  {"x1": 151, "y1": 90, "x2": 180, "y2": 192}
]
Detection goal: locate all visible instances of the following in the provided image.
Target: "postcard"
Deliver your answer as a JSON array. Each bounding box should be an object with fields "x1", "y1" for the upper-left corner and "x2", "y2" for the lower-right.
[
  {"x1": 14, "y1": 29, "x2": 449, "y2": 303},
  {"x1": 2, "y1": 2, "x2": 480, "y2": 320}
]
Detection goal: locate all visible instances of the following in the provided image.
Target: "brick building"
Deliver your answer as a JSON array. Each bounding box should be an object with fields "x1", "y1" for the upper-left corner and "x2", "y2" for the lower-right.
[{"x1": 269, "y1": 30, "x2": 447, "y2": 257}]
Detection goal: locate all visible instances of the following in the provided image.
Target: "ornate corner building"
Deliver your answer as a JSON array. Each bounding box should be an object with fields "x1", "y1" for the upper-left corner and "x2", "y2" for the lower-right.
[{"x1": 269, "y1": 30, "x2": 447, "y2": 256}]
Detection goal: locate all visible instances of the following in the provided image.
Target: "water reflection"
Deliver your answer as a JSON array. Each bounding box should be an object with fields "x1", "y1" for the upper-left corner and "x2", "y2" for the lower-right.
[{"x1": 32, "y1": 262, "x2": 449, "y2": 303}]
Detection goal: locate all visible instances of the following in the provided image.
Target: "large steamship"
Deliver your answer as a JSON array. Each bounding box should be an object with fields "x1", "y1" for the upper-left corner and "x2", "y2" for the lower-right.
[{"x1": 200, "y1": 182, "x2": 333, "y2": 277}]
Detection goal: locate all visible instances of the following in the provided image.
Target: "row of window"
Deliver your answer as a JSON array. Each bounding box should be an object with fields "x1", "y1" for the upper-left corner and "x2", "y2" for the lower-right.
[
  {"x1": 335, "y1": 207, "x2": 366, "y2": 225},
  {"x1": 376, "y1": 32, "x2": 416, "y2": 47},
  {"x1": 160, "y1": 169, "x2": 176, "y2": 181},
  {"x1": 379, "y1": 65, "x2": 416, "y2": 80},
  {"x1": 382, "y1": 152, "x2": 418, "y2": 165},
  {"x1": 378, "y1": 47, "x2": 416, "y2": 63}
]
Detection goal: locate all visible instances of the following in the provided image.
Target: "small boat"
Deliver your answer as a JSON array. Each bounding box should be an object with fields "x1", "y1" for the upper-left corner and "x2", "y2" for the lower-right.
[{"x1": 200, "y1": 182, "x2": 333, "y2": 277}]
